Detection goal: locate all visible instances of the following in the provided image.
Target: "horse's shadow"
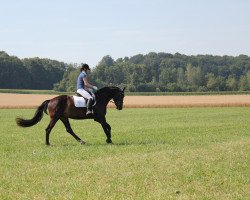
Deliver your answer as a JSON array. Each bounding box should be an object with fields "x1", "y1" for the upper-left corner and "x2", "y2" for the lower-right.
[{"x1": 60, "y1": 140, "x2": 168, "y2": 147}]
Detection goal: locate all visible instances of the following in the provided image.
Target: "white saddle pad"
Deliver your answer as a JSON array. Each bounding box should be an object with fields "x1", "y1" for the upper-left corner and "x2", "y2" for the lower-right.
[{"x1": 73, "y1": 96, "x2": 87, "y2": 107}]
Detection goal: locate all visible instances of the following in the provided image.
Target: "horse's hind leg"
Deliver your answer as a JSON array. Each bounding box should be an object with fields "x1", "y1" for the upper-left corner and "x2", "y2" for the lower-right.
[
  {"x1": 45, "y1": 117, "x2": 59, "y2": 145},
  {"x1": 60, "y1": 117, "x2": 85, "y2": 145}
]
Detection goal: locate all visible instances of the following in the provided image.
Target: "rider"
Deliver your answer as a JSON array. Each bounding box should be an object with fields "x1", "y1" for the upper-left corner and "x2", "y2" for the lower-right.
[{"x1": 77, "y1": 63, "x2": 98, "y2": 116}]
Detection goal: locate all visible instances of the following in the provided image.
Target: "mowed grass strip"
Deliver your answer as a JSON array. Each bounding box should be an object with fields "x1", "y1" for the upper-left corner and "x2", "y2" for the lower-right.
[{"x1": 0, "y1": 108, "x2": 249, "y2": 199}]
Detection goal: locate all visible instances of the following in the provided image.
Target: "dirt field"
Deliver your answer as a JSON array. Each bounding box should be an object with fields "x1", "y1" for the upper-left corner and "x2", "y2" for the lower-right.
[{"x1": 1, "y1": 93, "x2": 250, "y2": 108}]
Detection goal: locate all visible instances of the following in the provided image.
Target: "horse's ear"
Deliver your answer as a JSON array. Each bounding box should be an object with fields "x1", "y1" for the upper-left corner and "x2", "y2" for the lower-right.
[{"x1": 122, "y1": 87, "x2": 126, "y2": 92}]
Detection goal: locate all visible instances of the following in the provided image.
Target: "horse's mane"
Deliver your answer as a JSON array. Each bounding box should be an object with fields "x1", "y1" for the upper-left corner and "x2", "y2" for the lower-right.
[{"x1": 96, "y1": 86, "x2": 121, "y2": 95}]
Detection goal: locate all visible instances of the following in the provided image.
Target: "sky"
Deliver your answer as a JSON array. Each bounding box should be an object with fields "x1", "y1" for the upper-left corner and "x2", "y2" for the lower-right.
[{"x1": 0, "y1": 0, "x2": 250, "y2": 67}]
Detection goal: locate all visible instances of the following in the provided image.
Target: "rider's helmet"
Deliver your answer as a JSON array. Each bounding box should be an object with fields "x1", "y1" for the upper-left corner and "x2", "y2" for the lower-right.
[{"x1": 81, "y1": 63, "x2": 90, "y2": 71}]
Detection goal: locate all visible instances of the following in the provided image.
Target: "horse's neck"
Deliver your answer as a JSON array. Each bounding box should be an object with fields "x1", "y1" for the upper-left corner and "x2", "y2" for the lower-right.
[
  {"x1": 97, "y1": 92, "x2": 113, "y2": 107},
  {"x1": 102, "y1": 96, "x2": 112, "y2": 107}
]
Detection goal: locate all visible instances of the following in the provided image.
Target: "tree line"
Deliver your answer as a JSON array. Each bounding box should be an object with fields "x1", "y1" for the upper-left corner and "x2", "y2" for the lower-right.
[
  {"x1": 1, "y1": 51, "x2": 250, "y2": 92},
  {"x1": 0, "y1": 51, "x2": 66, "y2": 89},
  {"x1": 55, "y1": 53, "x2": 250, "y2": 92}
]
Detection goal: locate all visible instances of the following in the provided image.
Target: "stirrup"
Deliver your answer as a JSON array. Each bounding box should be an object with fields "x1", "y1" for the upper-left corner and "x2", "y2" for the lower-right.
[{"x1": 86, "y1": 110, "x2": 93, "y2": 116}]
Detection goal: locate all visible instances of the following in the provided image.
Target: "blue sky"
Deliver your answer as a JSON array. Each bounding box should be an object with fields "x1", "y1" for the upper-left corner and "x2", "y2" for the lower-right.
[{"x1": 0, "y1": 0, "x2": 249, "y2": 66}]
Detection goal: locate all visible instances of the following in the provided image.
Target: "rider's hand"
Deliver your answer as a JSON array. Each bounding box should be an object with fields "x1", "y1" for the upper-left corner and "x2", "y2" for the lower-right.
[{"x1": 92, "y1": 86, "x2": 98, "y2": 91}]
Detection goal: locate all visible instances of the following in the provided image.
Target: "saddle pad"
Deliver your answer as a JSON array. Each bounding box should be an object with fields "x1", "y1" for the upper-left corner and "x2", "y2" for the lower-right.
[{"x1": 73, "y1": 96, "x2": 87, "y2": 107}]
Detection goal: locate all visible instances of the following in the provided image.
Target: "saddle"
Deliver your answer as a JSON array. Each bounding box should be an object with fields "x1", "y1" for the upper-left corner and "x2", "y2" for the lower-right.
[{"x1": 73, "y1": 91, "x2": 96, "y2": 108}]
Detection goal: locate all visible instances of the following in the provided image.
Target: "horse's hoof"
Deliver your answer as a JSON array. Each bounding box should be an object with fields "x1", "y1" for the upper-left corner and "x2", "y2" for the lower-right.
[
  {"x1": 80, "y1": 140, "x2": 86, "y2": 145},
  {"x1": 106, "y1": 139, "x2": 113, "y2": 144}
]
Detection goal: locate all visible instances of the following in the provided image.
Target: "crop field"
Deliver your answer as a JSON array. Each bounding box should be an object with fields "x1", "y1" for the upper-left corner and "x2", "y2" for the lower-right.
[
  {"x1": 1, "y1": 93, "x2": 250, "y2": 108},
  {"x1": 0, "y1": 107, "x2": 249, "y2": 199}
]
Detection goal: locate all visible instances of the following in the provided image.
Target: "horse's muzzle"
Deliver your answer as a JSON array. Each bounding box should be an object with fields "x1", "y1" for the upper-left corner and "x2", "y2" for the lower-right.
[
  {"x1": 115, "y1": 100, "x2": 123, "y2": 110},
  {"x1": 116, "y1": 103, "x2": 123, "y2": 110}
]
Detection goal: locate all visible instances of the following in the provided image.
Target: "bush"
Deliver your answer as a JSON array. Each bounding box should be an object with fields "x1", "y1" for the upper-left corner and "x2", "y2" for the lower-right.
[{"x1": 137, "y1": 83, "x2": 156, "y2": 92}]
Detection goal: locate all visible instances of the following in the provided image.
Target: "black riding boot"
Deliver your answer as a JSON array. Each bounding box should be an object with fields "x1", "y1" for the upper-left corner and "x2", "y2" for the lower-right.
[{"x1": 86, "y1": 98, "x2": 93, "y2": 116}]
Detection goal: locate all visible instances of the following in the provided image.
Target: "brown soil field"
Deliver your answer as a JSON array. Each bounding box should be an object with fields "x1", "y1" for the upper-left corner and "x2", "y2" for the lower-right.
[{"x1": 1, "y1": 93, "x2": 250, "y2": 108}]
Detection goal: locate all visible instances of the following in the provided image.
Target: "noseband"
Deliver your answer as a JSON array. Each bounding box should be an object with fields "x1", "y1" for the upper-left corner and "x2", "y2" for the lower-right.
[
  {"x1": 110, "y1": 99, "x2": 123, "y2": 107},
  {"x1": 110, "y1": 92, "x2": 124, "y2": 108}
]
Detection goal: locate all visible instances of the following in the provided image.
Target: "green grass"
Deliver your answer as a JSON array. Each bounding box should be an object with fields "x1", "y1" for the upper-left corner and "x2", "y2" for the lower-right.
[{"x1": 0, "y1": 108, "x2": 249, "y2": 199}]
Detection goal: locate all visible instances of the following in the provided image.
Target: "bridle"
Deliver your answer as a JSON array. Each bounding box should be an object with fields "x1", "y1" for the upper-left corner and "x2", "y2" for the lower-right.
[
  {"x1": 110, "y1": 99, "x2": 123, "y2": 107},
  {"x1": 110, "y1": 91, "x2": 124, "y2": 108}
]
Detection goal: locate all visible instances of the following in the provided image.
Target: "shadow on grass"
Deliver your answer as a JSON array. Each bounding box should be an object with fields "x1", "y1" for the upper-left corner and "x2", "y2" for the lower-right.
[{"x1": 73, "y1": 140, "x2": 170, "y2": 146}]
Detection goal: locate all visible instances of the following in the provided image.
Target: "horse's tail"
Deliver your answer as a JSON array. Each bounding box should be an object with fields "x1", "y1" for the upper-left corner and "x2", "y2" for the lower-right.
[{"x1": 16, "y1": 100, "x2": 50, "y2": 127}]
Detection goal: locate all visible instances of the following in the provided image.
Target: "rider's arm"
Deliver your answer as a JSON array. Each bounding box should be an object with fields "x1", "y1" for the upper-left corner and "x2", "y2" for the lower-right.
[{"x1": 83, "y1": 77, "x2": 94, "y2": 89}]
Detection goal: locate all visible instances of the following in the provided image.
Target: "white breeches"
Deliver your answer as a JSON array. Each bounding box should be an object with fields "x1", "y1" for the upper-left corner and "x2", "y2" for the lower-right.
[{"x1": 77, "y1": 89, "x2": 93, "y2": 100}]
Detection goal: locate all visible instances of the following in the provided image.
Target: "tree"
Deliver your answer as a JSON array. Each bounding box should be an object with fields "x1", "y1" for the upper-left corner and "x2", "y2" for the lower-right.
[
  {"x1": 23, "y1": 58, "x2": 66, "y2": 89},
  {"x1": 0, "y1": 51, "x2": 30, "y2": 89},
  {"x1": 206, "y1": 73, "x2": 218, "y2": 91},
  {"x1": 98, "y1": 55, "x2": 114, "y2": 67},
  {"x1": 239, "y1": 71, "x2": 250, "y2": 91},
  {"x1": 186, "y1": 64, "x2": 204, "y2": 91},
  {"x1": 130, "y1": 54, "x2": 144, "y2": 64},
  {"x1": 54, "y1": 66, "x2": 78, "y2": 92},
  {"x1": 226, "y1": 75, "x2": 238, "y2": 91}
]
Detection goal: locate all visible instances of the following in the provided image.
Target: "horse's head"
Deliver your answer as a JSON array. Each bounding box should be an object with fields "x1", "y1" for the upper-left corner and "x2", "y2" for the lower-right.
[
  {"x1": 96, "y1": 86, "x2": 125, "y2": 110},
  {"x1": 112, "y1": 87, "x2": 125, "y2": 110}
]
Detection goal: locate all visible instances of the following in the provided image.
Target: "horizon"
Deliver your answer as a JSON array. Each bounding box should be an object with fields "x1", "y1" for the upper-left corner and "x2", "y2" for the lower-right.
[
  {"x1": 1, "y1": 50, "x2": 249, "y2": 66},
  {"x1": 1, "y1": 0, "x2": 249, "y2": 67}
]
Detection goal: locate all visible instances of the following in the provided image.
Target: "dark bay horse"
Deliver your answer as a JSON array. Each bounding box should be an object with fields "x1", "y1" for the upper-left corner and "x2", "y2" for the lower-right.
[{"x1": 16, "y1": 86, "x2": 125, "y2": 145}]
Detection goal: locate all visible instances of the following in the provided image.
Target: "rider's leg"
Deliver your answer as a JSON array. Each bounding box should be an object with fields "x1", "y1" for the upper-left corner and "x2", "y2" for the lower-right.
[
  {"x1": 86, "y1": 97, "x2": 94, "y2": 116},
  {"x1": 77, "y1": 89, "x2": 92, "y2": 98},
  {"x1": 76, "y1": 89, "x2": 93, "y2": 115}
]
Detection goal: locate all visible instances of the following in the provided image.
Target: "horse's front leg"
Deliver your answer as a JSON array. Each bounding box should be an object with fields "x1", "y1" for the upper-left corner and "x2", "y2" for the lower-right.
[
  {"x1": 104, "y1": 122, "x2": 112, "y2": 143},
  {"x1": 98, "y1": 119, "x2": 112, "y2": 144}
]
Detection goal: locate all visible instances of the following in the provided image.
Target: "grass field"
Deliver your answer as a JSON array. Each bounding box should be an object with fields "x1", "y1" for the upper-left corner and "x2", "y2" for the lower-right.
[{"x1": 0, "y1": 108, "x2": 249, "y2": 199}]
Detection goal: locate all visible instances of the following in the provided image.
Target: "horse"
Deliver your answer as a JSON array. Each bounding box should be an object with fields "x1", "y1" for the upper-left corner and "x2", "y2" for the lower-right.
[{"x1": 16, "y1": 86, "x2": 125, "y2": 145}]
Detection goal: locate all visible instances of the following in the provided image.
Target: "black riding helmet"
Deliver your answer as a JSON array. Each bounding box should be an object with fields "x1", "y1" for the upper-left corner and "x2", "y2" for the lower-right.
[{"x1": 80, "y1": 63, "x2": 90, "y2": 71}]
